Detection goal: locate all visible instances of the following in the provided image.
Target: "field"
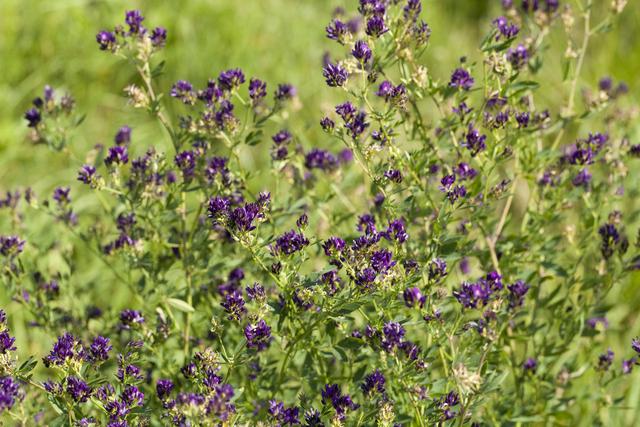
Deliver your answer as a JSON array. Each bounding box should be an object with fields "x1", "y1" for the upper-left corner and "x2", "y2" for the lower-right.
[{"x1": 1, "y1": 0, "x2": 640, "y2": 425}]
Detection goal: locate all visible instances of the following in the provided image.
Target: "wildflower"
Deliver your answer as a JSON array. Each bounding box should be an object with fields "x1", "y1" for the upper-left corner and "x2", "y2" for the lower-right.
[
  {"x1": 273, "y1": 230, "x2": 310, "y2": 256},
  {"x1": 523, "y1": 358, "x2": 537, "y2": 373},
  {"x1": 170, "y1": 80, "x2": 196, "y2": 105},
  {"x1": 88, "y1": 336, "x2": 112, "y2": 363},
  {"x1": 352, "y1": 40, "x2": 372, "y2": 63},
  {"x1": 96, "y1": 30, "x2": 117, "y2": 51},
  {"x1": 245, "y1": 320, "x2": 271, "y2": 351},
  {"x1": 0, "y1": 236, "x2": 25, "y2": 257},
  {"x1": 125, "y1": 10, "x2": 144, "y2": 34},
  {"x1": 218, "y1": 68, "x2": 246, "y2": 91},
  {"x1": 66, "y1": 377, "x2": 92, "y2": 403},
  {"x1": 323, "y1": 62, "x2": 349, "y2": 87},
  {"x1": 463, "y1": 124, "x2": 487, "y2": 156},
  {"x1": 493, "y1": 16, "x2": 519, "y2": 40},
  {"x1": 249, "y1": 78, "x2": 267, "y2": 101},
  {"x1": 0, "y1": 377, "x2": 22, "y2": 411},
  {"x1": 150, "y1": 27, "x2": 167, "y2": 47},
  {"x1": 361, "y1": 370, "x2": 386, "y2": 396},
  {"x1": 403, "y1": 287, "x2": 426, "y2": 308},
  {"x1": 366, "y1": 16, "x2": 388, "y2": 37},
  {"x1": 449, "y1": 68, "x2": 474, "y2": 90}
]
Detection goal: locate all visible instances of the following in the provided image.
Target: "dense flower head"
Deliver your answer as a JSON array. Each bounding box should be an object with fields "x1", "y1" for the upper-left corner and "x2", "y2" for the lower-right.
[
  {"x1": 428, "y1": 258, "x2": 447, "y2": 281},
  {"x1": 403, "y1": 287, "x2": 426, "y2": 308},
  {"x1": 156, "y1": 379, "x2": 174, "y2": 400},
  {"x1": 507, "y1": 280, "x2": 530, "y2": 308},
  {"x1": 453, "y1": 272, "x2": 503, "y2": 309},
  {"x1": 523, "y1": 357, "x2": 538, "y2": 373},
  {"x1": 365, "y1": 15, "x2": 388, "y2": 37},
  {"x1": 305, "y1": 148, "x2": 338, "y2": 170},
  {"x1": 120, "y1": 309, "x2": 145, "y2": 327},
  {"x1": 326, "y1": 19, "x2": 350, "y2": 43},
  {"x1": 66, "y1": 376, "x2": 92, "y2": 403},
  {"x1": 221, "y1": 290, "x2": 247, "y2": 321},
  {"x1": 249, "y1": 78, "x2": 267, "y2": 101},
  {"x1": 0, "y1": 235, "x2": 25, "y2": 257},
  {"x1": 507, "y1": 44, "x2": 529, "y2": 69},
  {"x1": 463, "y1": 124, "x2": 487, "y2": 156},
  {"x1": 125, "y1": 10, "x2": 145, "y2": 34},
  {"x1": 274, "y1": 83, "x2": 297, "y2": 100},
  {"x1": 598, "y1": 223, "x2": 620, "y2": 259},
  {"x1": 273, "y1": 229, "x2": 310, "y2": 256},
  {"x1": 0, "y1": 330, "x2": 16, "y2": 354},
  {"x1": 598, "y1": 349, "x2": 615, "y2": 371},
  {"x1": 323, "y1": 62, "x2": 349, "y2": 87},
  {"x1": 43, "y1": 332, "x2": 84, "y2": 367},
  {"x1": 352, "y1": 40, "x2": 372, "y2": 63},
  {"x1": 150, "y1": 26, "x2": 167, "y2": 47},
  {"x1": 0, "y1": 377, "x2": 22, "y2": 412},
  {"x1": 114, "y1": 125, "x2": 132, "y2": 145},
  {"x1": 24, "y1": 107, "x2": 41, "y2": 127},
  {"x1": 105, "y1": 146, "x2": 129, "y2": 166},
  {"x1": 88, "y1": 336, "x2": 112, "y2": 362},
  {"x1": 361, "y1": 369, "x2": 386, "y2": 396},
  {"x1": 321, "y1": 383, "x2": 359, "y2": 418},
  {"x1": 218, "y1": 68, "x2": 246, "y2": 91},
  {"x1": 170, "y1": 80, "x2": 196, "y2": 105},
  {"x1": 493, "y1": 16, "x2": 519, "y2": 40},
  {"x1": 449, "y1": 68, "x2": 474, "y2": 90},
  {"x1": 245, "y1": 320, "x2": 271, "y2": 351},
  {"x1": 96, "y1": 30, "x2": 117, "y2": 51}
]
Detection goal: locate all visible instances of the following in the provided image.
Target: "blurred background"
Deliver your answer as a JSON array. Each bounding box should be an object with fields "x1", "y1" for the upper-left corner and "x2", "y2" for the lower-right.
[{"x1": 0, "y1": 0, "x2": 639, "y2": 423}]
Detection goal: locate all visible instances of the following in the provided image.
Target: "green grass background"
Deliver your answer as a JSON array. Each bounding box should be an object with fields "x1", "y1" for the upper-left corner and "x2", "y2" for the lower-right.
[{"x1": 1, "y1": 0, "x2": 639, "y2": 424}]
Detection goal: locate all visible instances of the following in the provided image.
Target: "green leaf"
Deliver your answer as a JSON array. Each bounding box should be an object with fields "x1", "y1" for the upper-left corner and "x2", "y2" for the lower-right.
[{"x1": 166, "y1": 298, "x2": 195, "y2": 313}]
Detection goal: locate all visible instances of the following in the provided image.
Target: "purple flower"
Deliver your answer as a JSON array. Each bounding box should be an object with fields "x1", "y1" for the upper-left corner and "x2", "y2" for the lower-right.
[
  {"x1": 370, "y1": 249, "x2": 395, "y2": 273},
  {"x1": 66, "y1": 377, "x2": 92, "y2": 403},
  {"x1": 156, "y1": 379, "x2": 174, "y2": 400},
  {"x1": 321, "y1": 384, "x2": 359, "y2": 418},
  {"x1": 404, "y1": 0, "x2": 423, "y2": 21},
  {"x1": 320, "y1": 117, "x2": 335, "y2": 132},
  {"x1": 383, "y1": 218, "x2": 408, "y2": 243},
  {"x1": 244, "y1": 320, "x2": 271, "y2": 351},
  {"x1": 523, "y1": 358, "x2": 537, "y2": 373},
  {"x1": 150, "y1": 27, "x2": 167, "y2": 47},
  {"x1": 493, "y1": 16, "x2": 519, "y2": 40},
  {"x1": 507, "y1": 44, "x2": 529, "y2": 69},
  {"x1": 361, "y1": 370, "x2": 386, "y2": 396},
  {"x1": 89, "y1": 336, "x2": 112, "y2": 363},
  {"x1": 623, "y1": 358, "x2": 636, "y2": 375},
  {"x1": 322, "y1": 236, "x2": 346, "y2": 257},
  {"x1": 249, "y1": 78, "x2": 267, "y2": 101},
  {"x1": 598, "y1": 223, "x2": 620, "y2": 259},
  {"x1": 323, "y1": 62, "x2": 349, "y2": 87},
  {"x1": 24, "y1": 108, "x2": 41, "y2": 127},
  {"x1": 43, "y1": 332, "x2": 83, "y2": 367},
  {"x1": 77, "y1": 165, "x2": 97, "y2": 185},
  {"x1": 428, "y1": 258, "x2": 447, "y2": 281},
  {"x1": 96, "y1": 31, "x2": 117, "y2": 51},
  {"x1": 365, "y1": 15, "x2": 388, "y2": 37},
  {"x1": 305, "y1": 149, "x2": 338, "y2": 170},
  {"x1": 0, "y1": 377, "x2": 22, "y2": 411},
  {"x1": 0, "y1": 331, "x2": 16, "y2": 354},
  {"x1": 170, "y1": 80, "x2": 196, "y2": 105},
  {"x1": 275, "y1": 84, "x2": 297, "y2": 101},
  {"x1": 382, "y1": 321, "x2": 405, "y2": 351},
  {"x1": 449, "y1": 68, "x2": 474, "y2": 90},
  {"x1": 403, "y1": 287, "x2": 426, "y2": 308},
  {"x1": 221, "y1": 291, "x2": 247, "y2": 321},
  {"x1": 326, "y1": 19, "x2": 350, "y2": 43},
  {"x1": 0, "y1": 236, "x2": 25, "y2": 257},
  {"x1": 125, "y1": 10, "x2": 144, "y2": 34},
  {"x1": 174, "y1": 150, "x2": 198, "y2": 179},
  {"x1": 352, "y1": 40, "x2": 372, "y2": 63},
  {"x1": 115, "y1": 125, "x2": 132, "y2": 145},
  {"x1": 384, "y1": 169, "x2": 403, "y2": 183},
  {"x1": 218, "y1": 68, "x2": 246, "y2": 91},
  {"x1": 105, "y1": 146, "x2": 129, "y2": 166},
  {"x1": 455, "y1": 162, "x2": 477, "y2": 180},
  {"x1": 597, "y1": 349, "x2": 614, "y2": 371},
  {"x1": 632, "y1": 337, "x2": 640, "y2": 355},
  {"x1": 120, "y1": 309, "x2": 145, "y2": 327},
  {"x1": 273, "y1": 230, "x2": 310, "y2": 256},
  {"x1": 572, "y1": 168, "x2": 591, "y2": 188},
  {"x1": 507, "y1": 280, "x2": 530, "y2": 308},
  {"x1": 122, "y1": 385, "x2": 144, "y2": 407},
  {"x1": 463, "y1": 124, "x2": 487, "y2": 156}
]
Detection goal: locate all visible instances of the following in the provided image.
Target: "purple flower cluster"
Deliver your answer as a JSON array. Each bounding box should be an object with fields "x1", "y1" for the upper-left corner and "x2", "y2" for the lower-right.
[{"x1": 453, "y1": 272, "x2": 503, "y2": 309}]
